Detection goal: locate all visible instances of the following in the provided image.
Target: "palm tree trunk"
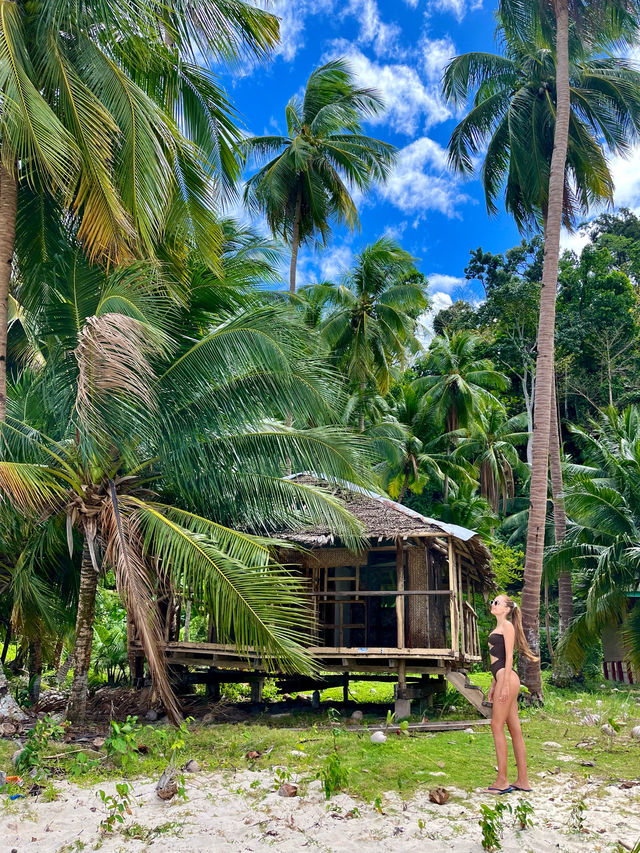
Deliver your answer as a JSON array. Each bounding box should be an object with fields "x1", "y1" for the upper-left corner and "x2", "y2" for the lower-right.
[
  {"x1": 67, "y1": 540, "x2": 99, "y2": 724},
  {"x1": 57, "y1": 651, "x2": 74, "y2": 684},
  {"x1": 289, "y1": 185, "x2": 302, "y2": 294},
  {"x1": 53, "y1": 638, "x2": 64, "y2": 671},
  {"x1": 358, "y1": 381, "x2": 367, "y2": 432},
  {"x1": 29, "y1": 640, "x2": 42, "y2": 704},
  {"x1": 549, "y1": 372, "x2": 572, "y2": 638},
  {"x1": 0, "y1": 163, "x2": 17, "y2": 422},
  {"x1": 397, "y1": 471, "x2": 410, "y2": 504},
  {"x1": 1, "y1": 623, "x2": 11, "y2": 664},
  {"x1": 519, "y1": 0, "x2": 570, "y2": 701},
  {"x1": 544, "y1": 575, "x2": 554, "y2": 664}
]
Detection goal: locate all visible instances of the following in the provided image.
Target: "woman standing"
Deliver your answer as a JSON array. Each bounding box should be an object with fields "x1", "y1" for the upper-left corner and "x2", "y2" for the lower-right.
[{"x1": 485, "y1": 595, "x2": 538, "y2": 793}]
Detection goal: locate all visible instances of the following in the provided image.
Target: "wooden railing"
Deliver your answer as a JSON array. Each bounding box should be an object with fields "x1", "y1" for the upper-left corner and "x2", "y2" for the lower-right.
[{"x1": 462, "y1": 599, "x2": 481, "y2": 658}]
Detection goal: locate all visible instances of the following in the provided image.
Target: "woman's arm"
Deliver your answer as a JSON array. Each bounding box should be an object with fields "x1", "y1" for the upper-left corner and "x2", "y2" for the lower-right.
[
  {"x1": 498, "y1": 624, "x2": 515, "y2": 703},
  {"x1": 487, "y1": 677, "x2": 495, "y2": 701}
]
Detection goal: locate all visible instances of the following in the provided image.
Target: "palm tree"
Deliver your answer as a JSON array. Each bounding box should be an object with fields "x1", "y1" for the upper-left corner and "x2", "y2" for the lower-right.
[
  {"x1": 0, "y1": 239, "x2": 373, "y2": 723},
  {"x1": 243, "y1": 60, "x2": 396, "y2": 292},
  {"x1": 376, "y1": 383, "x2": 473, "y2": 503},
  {"x1": 0, "y1": 0, "x2": 280, "y2": 421},
  {"x1": 309, "y1": 239, "x2": 428, "y2": 429},
  {"x1": 415, "y1": 332, "x2": 509, "y2": 497},
  {"x1": 454, "y1": 405, "x2": 529, "y2": 514},
  {"x1": 547, "y1": 406, "x2": 640, "y2": 673},
  {"x1": 444, "y1": 2, "x2": 640, "y2": 696}
]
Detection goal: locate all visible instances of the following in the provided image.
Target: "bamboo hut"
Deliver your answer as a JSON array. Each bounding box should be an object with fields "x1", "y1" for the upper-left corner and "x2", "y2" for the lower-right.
[{"x1": 130, "y1": 476, "x2": 495, "y2": 715}]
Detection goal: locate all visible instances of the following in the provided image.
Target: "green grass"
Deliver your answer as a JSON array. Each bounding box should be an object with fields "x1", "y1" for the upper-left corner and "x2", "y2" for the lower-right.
[{"x1": 4, "y1": 673, "x2": 638, "y2": 804}]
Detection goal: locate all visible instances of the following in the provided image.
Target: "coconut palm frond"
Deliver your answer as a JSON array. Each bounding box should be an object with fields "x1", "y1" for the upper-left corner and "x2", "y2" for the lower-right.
[
  {"x1": 131, "y1": 500, "x2": 315, "y2": 674},
  {"x1": 0, "y1": 462, "x2": 67, "y2": 514},
  {"x1": 101, "y1": 492, "x2": 182, "y2": 725},
  {"x1": 74, "y1": 313, "x2": 167, "y2": 429}
]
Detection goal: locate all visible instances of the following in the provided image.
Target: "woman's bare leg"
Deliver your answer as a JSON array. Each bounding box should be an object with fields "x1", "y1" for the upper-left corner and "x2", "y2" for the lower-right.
[
  {"x1": 506, "y1": 678, "x2": 531, "y2": 789},
  {"x1": 488, "y1": 672, "x2": 511, "y2": 789}
]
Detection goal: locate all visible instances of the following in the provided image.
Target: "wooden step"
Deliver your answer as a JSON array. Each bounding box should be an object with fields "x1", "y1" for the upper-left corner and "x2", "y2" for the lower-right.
[{"x1": 446, "y1": 670, "x2": 492, "y2": 718}]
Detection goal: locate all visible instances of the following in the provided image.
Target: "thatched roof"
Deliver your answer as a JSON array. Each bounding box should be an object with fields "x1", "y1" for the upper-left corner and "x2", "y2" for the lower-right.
[{"x1": 279, "y1": 475, "x2": 494, "y2": 583}]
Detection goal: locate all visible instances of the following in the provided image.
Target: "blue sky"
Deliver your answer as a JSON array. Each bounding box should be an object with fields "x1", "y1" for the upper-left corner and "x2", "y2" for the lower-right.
[{"x1": 218, "y1": 0, "x2": 640, "y2": 316}]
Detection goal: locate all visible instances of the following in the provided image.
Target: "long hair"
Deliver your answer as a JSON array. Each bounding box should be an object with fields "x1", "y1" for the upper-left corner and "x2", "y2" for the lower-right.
[{"x1": 504, "y1": 596, "x2": 539, "y2": 662}]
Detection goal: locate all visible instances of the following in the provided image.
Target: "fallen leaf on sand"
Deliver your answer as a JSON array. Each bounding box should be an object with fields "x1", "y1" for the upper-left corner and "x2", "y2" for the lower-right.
[
  {"x1": 278, "y1": 783, "x2": 298, "y2": 797},
  {"x1": 429, "y1": 787, "x2": 450, "y2": 805},
  {"x1": 156, "y1": 766, "x2": 179, "y2": 801}
]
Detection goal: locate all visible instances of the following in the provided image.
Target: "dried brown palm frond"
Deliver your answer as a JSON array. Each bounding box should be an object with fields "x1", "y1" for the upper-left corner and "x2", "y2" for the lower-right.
[
  {"x1": 74, "y1": 314, "x2": 165, "y2": 424},
  {"x1": 0, "y1": 462, "x2": 67, "y2": 515},
  {"x1": 101, "y1": 485, "x2": 181, "y2": 725}
]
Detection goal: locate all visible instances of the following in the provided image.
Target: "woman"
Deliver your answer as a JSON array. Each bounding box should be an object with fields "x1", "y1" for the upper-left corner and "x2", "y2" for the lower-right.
[{"x1": 485, "y1": 594, "x2": 538, "y2": 794}]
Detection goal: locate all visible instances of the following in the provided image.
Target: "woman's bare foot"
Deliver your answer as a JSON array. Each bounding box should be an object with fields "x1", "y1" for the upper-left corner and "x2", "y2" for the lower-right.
[{"x1": 484, "y1": 778, "x2": 511, "y2": 794}]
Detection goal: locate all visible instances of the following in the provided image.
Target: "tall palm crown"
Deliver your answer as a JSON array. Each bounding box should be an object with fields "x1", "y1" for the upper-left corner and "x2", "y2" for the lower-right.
[
  {"x1": 311, "y1": 238, "x2": 428, "y2": 399},
  {"x1": 243, "y1": 60, "x2": 396, "y2": 292},
  {"x1": 453, "y1": 405, "x2": 529, "y2": 513},
  {"x1": 443, "y1": 12, "x2": 640, "y2": 230},
  {"x1": 415, "y1": 332, "x2": 509, "y2": 434},
  {"x1": 377, "y1": 383, "x2": 472, "y2": 504},
  {"x1": 0, "y1": 0, "x2": 279, "y2": 263},
  {"x1": 0, "y1": 0, "x2": 281, "y2": 424}
]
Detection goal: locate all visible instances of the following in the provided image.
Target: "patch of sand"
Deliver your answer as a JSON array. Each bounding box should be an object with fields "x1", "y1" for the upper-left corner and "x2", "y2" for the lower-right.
[{"x1": 2, "y1": 769, "x2": 639, "y2": 852}]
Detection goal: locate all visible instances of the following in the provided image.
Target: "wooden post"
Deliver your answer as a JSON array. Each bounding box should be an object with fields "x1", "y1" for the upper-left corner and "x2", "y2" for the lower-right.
[
  {"x1": 396, "y1": 539, "x2": 405, "y2": 649},
  {"x1": 447, "y1": 537, "x2": 459, "y2": 655},
  {"x1": 183, "y1": 599, "x2": 192, "y2": 642},
  {"x1": 250, "y1": 678, "x2": 264, "y2": 703},
  {"x1": 457, "y1": 552, "x2": 465, "y2": 657},
  {"x1": 397, "y1": 659, "x2": 407, "y2": 698}
]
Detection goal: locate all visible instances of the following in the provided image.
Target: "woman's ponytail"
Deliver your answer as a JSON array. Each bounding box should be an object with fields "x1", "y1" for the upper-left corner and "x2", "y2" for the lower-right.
[{"x1": 506, "y1": 598, "x2": 539, "y2": 662}]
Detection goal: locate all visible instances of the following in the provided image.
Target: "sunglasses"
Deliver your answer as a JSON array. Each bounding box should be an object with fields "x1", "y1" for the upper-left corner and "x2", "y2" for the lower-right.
[{"x1": 490, "y1": 599, "x2": 504, "y2": 606}]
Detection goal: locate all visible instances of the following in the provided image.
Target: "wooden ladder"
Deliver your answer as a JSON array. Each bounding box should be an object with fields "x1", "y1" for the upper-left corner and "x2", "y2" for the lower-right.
[{"x1": 446, "y1": 669, "x2": 492, "y2": 718}]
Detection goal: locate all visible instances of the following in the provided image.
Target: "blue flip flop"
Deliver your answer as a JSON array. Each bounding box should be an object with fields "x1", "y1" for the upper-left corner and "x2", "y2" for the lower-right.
[
  {"x1": 485, "y1": 786, "x2": 513, "y2": 795},
  {"x1": 510, "y1": 784, "x2": 532, "y2": 792}
]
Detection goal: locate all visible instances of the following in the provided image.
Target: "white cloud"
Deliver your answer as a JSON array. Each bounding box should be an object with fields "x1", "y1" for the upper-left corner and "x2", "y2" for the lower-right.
[
  {"x1": 383, "y1": 221, "x2": 409, "y2": 241},
  {"x1": 251, "y1": 0, "x2": 336, "y2": 63},
  {"x1": 420, "y1": 35, "x2": 456, "y2": 83},
  {"x1": 377, "y1": 137, "x2": 472, "y2": 218},
  {"x1": 428, "y1": 0, "x2": 483, "y2": 22},
  {"x1": 416, "y1": 291, "x2": 453, "y2": 346},
  {"x1": 609, "y1": 144, "x2": 640, "y2": 209},
  {"x1": 560, "y1": 226, "x2": 590, "y2": 256},
  {"x1": 345, "y1": 0, "x2": 402, "y2": 57},
  {"x1": 318, "y1": 245, "x2": 354, "y2": 281},
  {"x1": 326, "y1": 42, "x2": 452, "y2": 134},
  {"x1": 252, "y1": 0, "x2": 407, "y2": 64},
  {"x1": 427, "y1": 272, "x2": 466, "y2": 293}
]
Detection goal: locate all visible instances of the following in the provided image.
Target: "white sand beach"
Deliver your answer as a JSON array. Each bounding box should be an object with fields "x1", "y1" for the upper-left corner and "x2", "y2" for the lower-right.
[{"x1": 2, "y1": 767, "x2": 639, "y2": 853}]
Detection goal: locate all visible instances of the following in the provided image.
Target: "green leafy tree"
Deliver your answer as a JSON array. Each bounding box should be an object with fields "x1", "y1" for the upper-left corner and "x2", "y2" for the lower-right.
[
  {"x1": 0, "y1": 238, "x2": 372, "y2": 723},
  {"x1": 453, "y1": 405, "x2": 529, "y2": 514},
  {"x1": 445, "y1": 0, "x2": 640, "y2": 696},
  {"x1": 548, "y1": 405, "x2": 640, "y2": 672},
  {"x1": 557, "y1": 244, "x2": 640, "y2": 412},
  {"x1": 0, "y1": 0, "x2": 281, "y2": 421},
  {"x1": 243, "y1": 60, "x2": 396, "y2": 292},
  {"x1": 310, "y1": 239, "x2": 428, "y2": 430}
]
